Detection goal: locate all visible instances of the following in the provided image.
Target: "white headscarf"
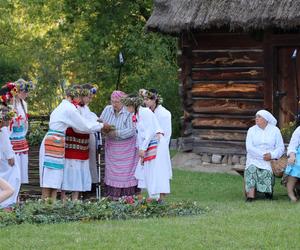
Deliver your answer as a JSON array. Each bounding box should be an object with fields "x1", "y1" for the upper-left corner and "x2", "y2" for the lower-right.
[{"x1": 256, "y1": 110, "x2": 277, "y2": 126}]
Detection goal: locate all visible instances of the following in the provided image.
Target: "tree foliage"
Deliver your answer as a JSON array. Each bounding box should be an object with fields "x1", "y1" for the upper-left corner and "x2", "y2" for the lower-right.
[{"x1": 0, "y1": 0, "x2": 181, "y2": 137}]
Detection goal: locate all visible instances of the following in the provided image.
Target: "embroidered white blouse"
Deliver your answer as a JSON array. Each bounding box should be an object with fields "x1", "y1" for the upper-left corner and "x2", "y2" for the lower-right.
[{"x1": 246, "y1": 124, "x2": 285, "y2": 171}]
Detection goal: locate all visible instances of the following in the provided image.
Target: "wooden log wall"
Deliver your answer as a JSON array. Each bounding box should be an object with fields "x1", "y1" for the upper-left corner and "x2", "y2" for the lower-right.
[{"x1": 179, "y1": 33, "x2": 265, "y2": 154}]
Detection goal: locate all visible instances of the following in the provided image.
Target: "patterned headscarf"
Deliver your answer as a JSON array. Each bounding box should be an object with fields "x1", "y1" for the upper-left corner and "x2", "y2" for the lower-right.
[
  {"x1": 256, "y1": 110, "x2": 277, "y2": 126},
  {"x1": 111, "y1": 90, "x2": 126, "y2": 101}
]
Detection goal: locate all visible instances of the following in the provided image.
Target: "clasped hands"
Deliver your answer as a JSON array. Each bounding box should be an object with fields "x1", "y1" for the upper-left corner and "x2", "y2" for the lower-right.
[
  {"x1": 263, "y1": 153, "x2": 272, "y2": 161},
  {"x1": 101, "y1": 121, "x2": 116, "y2": 138}
]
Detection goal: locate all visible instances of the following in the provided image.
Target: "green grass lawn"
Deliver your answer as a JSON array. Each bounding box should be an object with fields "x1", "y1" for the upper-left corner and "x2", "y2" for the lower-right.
[{"x1": 1, "y1": 169, "x2": 300, "y2": 250}]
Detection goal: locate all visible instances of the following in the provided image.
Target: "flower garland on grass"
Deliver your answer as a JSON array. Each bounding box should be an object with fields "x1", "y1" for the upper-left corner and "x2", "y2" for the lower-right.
[{"x1": 0, "y1": 196, "x2": 205, "y2": 227}]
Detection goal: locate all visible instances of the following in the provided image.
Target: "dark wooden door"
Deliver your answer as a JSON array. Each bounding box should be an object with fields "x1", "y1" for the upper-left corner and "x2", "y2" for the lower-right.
[{"x1": 275, "y1": 47, "x2": 300, "y2": 128}]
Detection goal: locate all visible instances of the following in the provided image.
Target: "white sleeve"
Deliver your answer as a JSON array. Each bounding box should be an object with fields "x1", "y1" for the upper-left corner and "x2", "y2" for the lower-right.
[
  {"x1": 65, "y1": 108, "x2": 103, "y2": 133},
  {"x1": 287, "y1": 126, "x2": 300, "y2": 155},
  {"x1": 0, "y1": 127, "x2": 15, "y2": 160},
  {"x1": 160, "y1": 111, "x2": 172, "y2": 143},
  {"x1": 269, "y1": 128, "x2": 285, "y2": 159},
  {"x1": 140, "y1": 109, "x2": 159, "y2": 151}
]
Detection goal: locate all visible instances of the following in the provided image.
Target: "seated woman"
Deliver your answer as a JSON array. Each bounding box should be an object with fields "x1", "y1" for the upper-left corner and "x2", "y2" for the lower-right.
[
  {"x1": 245, "y1": 110, "x2": 284, "y2": 201},
  {"x1": 284, "y1": 126, "x2": 300, "y2": 202}
]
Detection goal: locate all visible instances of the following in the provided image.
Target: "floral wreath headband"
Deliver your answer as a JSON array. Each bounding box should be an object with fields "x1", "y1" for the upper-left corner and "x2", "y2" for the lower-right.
[
  {"x1": 66, "y1": 87, "x2": 81, "y2": 98},
  {"x1": 121, "y1": 95, "x2": 144, "y2": 107},
  {"x1": 0, "y1": 104, "x2": 16, "y2": 122},
  {"x1": 90, "y1": 85, "x2": 98, "y2": 95},
  {"x1": 80, "y1": 85, "x2": 98, "y2": 97},
  {"x1": 139, "y1": 89, "x2": 163, "y2": 105},
  {"x1": 14, "y1": 79, "x2": 35, "y2": 93}
]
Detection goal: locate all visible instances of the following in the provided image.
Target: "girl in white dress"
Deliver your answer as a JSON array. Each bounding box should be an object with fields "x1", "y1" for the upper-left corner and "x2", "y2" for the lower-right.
[
  {"x1": 121, "y1": 94, "x2": 169, "y2": 200},
  {"x1": 0, "y1": 103, "x2": 20, "y2": 208},
  {"x1": 142, "y1": 89, "x2": 172, "y2": 200},
  {"x1": 10, "y1": 79, "x2": 33, "y2": 184}
]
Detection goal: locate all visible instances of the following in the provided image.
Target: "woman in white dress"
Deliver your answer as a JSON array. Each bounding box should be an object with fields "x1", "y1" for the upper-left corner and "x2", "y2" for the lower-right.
[
  {"x1": 244, "y1": 110, "x2": 284, "y2": 201},
  {"x1": 62, "y1": 85, "x2": 105, "y2": 201},
  {"x1": 7, "y1": 79, "x2": 32, "y2": 184},
  {"x1": 0, "y1": 103, "x2": 20, "y2": 208},
  {"x1": 142, "y1": 89, "x2": 172, "y2": 200},
  {"x1": 39, "y1": 86, "x2": 107, "y2": 201},
  {"x1": 121, "y1": 94, "x2": 169, "y2": 200}
]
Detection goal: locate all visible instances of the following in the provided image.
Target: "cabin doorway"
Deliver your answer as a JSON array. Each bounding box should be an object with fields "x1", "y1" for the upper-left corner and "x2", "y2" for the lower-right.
[{"x1": 274, "y1": 47, "x2": 300, "y2": 128}]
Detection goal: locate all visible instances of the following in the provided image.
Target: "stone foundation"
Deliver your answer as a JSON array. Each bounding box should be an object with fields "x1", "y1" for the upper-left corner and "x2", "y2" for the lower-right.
[
  {"x1": 170, "y1": 138, "x2": 246, "y2": 166},
  {"x1": 199, "y1": 153, "x2": 246, "y2": 166}
]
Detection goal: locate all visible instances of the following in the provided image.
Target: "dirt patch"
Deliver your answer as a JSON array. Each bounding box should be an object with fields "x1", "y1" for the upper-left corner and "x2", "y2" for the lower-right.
[{"x1": 171, "y1": 152, "x2": 242, "y2": 175}]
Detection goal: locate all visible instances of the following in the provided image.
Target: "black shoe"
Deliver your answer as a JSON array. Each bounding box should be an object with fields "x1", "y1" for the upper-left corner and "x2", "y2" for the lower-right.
[
  {"x1": 246, "y1": 198, "x2": 254, "y2": 202},
  {"x1": 265, "y1": 193, "x2": 273, "y2": 200}
]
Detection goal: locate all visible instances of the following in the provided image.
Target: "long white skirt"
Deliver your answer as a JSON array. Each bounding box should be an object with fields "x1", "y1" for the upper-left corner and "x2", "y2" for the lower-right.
[
  {"x1": 134, "y1": 137, "x2": 171, "y2": 197},
  {"x1": 62, "y1": 159, "x2": 91, "y2": 192},
  {"x1": 39, "y1": 139, "x2": 64, "y2": 189},
  {"x1": 0, "y1": 158, "x2": 21, "y2": 208},
  {"x1": 15, "y1": 153, "x2": 29, "y2": 184}
]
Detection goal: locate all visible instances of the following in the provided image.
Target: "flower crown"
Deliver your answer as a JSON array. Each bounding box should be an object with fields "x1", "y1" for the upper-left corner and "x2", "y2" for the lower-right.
[
  {"x1": 81, "y1": 88, "x2": 91, "y2": 97},
  {"x1": 90, "y1": 85, "x2": 98, "y2": 95},
  {"x1": 65, "y1": 86, "x2": 82, "y2": 98},
  {"x1": 80, "y1": 83, "x2": 98, "y2": 96},
  {"x1": 143, "y1": 89, "x2": 163, "y2": 105},
  {"x1": 14, "y1": 79, "x2": 34, "y2": 93},
  {"x1": 121, "y1": 95, "x2": 144, "y2": 107}
]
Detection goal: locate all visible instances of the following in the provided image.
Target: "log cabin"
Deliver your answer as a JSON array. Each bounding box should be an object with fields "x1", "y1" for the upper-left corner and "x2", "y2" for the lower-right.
[{"x1": 146, "y1": 0, "x2": 300, "y2": 161}]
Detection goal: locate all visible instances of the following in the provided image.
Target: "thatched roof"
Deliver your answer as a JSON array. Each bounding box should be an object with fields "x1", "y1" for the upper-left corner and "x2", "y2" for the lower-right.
[{"x1": 146, "y1": 0, "x2": 300, "y2": 34}]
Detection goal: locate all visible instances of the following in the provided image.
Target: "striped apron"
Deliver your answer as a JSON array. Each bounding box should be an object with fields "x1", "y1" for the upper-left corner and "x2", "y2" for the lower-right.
[{"x1": 43, "y1": 130, "x2": 65, "y2": 169}]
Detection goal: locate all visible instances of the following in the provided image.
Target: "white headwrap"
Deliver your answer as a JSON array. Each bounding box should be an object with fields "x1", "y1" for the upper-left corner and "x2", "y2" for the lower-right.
[{"x1": 256, "y1": 110, "x2": 277, "y2": 126}]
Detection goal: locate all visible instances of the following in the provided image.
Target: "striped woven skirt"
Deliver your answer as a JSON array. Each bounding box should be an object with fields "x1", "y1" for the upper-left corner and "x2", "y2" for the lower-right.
[
  {"x1": 10, "y1": 136, "x2": 29, "y2": 153},
  {"x1": 104, "y1": 136, "x2": 139, "y2": 188},
  {"x1": 43, "y1": 130, "x2": 65, "y2": 170}
]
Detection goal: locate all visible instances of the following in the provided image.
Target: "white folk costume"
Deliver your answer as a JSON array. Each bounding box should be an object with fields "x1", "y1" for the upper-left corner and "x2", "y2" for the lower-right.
[
  {"x1": 80, "y1": 105, "x2": 99, "y2": 184},
  {"x1": 153, "y1": 104, "x2": 172, "y2": 185},
  {"x1": 134, "y1": 106, "x2": 169, "y2": 199},
  {"x1": 39, "y1": 99, "x2": 103, "y2": 190},
  {"x1": 10, "y1": 98, "x2": 29, "y2": 184},
  {"x1": 0, "y1": 126, "x2": 21, "y2": 208},
  {"x1": 62, "y1": 103, "x2": 100, "y2": 192},
  {"x1": 245, "y1": 110, "x2": 284, "y2": 194}
]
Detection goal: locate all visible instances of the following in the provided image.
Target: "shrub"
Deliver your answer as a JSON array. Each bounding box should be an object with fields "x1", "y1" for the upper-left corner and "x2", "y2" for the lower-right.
[
  {"x1": 0, "y1": 197, "x2": 205, "y2": 227},
  {"x1": 27, "y1": 120, "x2": 47, "y2": 146},
  {"x1": 281, "y1": 121, "x2": 297, "y2": 143}
]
